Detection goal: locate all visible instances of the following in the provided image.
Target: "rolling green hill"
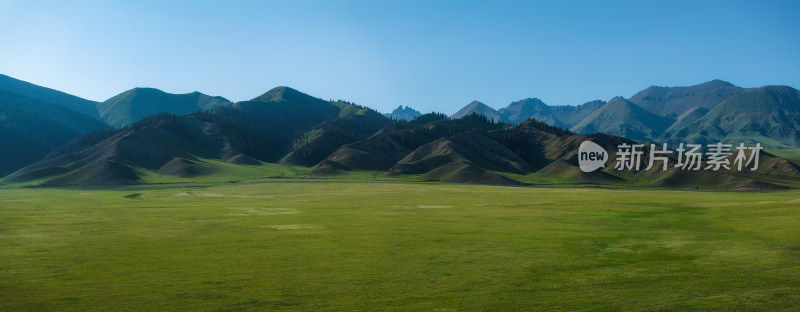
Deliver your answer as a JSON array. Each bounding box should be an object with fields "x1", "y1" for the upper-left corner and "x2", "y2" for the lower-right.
[
  {"x1": 5, "y1": 87, "x2": 389, "y2": 186},
  {"x1": 388, "y1": 130, "x2": 532, "y2": 176},
  {"x1": 0, "y1": 90, "x2": 109, "y2": 176},
  {"x1": 316, "y1": 113, "x2": 506, "y2": 173},
  {"x1": 0, "y1": 109, "x2": 77, "y2": 177},
  {"x1": 629, "y1": 79, "x2": 744, "y2": 118},
  {"x1": 570, "y1": 97, "x2": 674, "y2": 141},
  {"x1": 0, "y1": 74, "x2": 101, "y2": 120},
  {"x1": 215, "y1": 87, "x2": 388, "y2": 163},
  {"x1": 664, "y1": 106, "x2": 709, "y2": 133},
  {"x1": 4, "y1": 114, "x2": 241, "y2": 186},
  {"x1": 281, "y1": 106, "x2": 394, "y2": 166},
  {"x1": 0, "y1": 89, "x2": 107, "y2": 134},
  {"x1": 662, "y1": 85, "x2": 800, "y2": 148},
  {"x1": 97, "y1": 87, "x2": 232, "y2": 128}
]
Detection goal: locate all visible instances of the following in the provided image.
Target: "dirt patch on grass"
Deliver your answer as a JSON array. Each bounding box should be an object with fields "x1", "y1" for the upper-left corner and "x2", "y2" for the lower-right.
[
  {"x1": 262, "y1": 224, "x2": 323, "y2": 230},
  {"x1": 388, "y1": 204, "x2": 454, "y2": 209},
  {"x1": 228, "y1": 208, "x2": 299, "y2": 216},
  {"x1": 416, "y1": 205, "x2": 454, "y2": 209},
  {"x1": 175, "y1": 191, "x2": 269, "y2": 198}
]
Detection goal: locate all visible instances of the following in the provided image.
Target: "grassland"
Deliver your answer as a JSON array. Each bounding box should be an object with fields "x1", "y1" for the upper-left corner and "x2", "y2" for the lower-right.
[
  {"x1": 769, "y1": 148, "x2": 800, "y2": 162},
  {"x1": 1, "y1": 181, "x2": 799, "y2": 311}
]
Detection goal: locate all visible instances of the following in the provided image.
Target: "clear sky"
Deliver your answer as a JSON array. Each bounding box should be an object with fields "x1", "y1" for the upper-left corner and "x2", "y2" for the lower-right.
[{"x1": 1, "y1": 0, "x2": 798, "y2": 114}]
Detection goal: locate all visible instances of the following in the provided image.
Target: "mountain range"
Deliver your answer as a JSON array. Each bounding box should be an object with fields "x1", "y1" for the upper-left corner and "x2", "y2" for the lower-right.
[
  {"x1": 0, "y1": 75, "x2": 234, "y2": 176},
  {"x1": 1, "y1": 74, "x2": 798, "y2": 189},
  {"x1": 448, "y1": 79, "x2": 800, "y2": 149}
]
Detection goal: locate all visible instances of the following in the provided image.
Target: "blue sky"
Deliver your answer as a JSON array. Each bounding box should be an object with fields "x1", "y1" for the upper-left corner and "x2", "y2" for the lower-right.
[{"x1": 1, "y1": 0, "x2": 798, "y2": 114}]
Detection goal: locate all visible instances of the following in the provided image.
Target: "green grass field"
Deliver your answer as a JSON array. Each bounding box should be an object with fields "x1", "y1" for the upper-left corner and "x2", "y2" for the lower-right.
[
  {"x1": 2, "y1": 181, "x2": 800, "y2": 311},
  {"x1": 769, "y1": 148, "x2": 800, "y2": 162}
]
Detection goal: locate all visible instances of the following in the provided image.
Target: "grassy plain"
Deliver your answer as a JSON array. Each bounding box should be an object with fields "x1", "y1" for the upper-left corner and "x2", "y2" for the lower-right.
[{"x1": 1, "y1": 181, "x2": 799, "y2": 311}]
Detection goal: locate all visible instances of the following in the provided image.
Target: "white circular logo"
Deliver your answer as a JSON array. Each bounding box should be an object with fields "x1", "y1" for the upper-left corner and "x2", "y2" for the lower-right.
[{"x1": 578, "y1": 141, "x2": 608, "y2": 172}]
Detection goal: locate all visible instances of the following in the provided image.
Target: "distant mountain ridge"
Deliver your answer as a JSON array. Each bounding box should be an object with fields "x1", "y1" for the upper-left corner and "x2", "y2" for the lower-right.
[
  {"x1": 450, "y1": 101, "x2": 503, "y2": 122},
  {"x1": 629, "y1": 79, "x2": 743, "y2": 117},
  {"x1": 384, "y1": 105, "x2": 422, "y2": 121},
  {"x1": 448, "y1": 79, "x2": 800, "y2": 148},
  {"x1": 571, "y1": 97, "x2": 674, "y2": 141},
  {"x1": 496, "y1": 98, "x2": 550, "y2": 124},
  {"x1": 2, "y1": 74, "x2": 800, "y2": 189},
  {"x1": 494, "y1": 98, "x2": 606, "y2": 127},
  {"x1": 97, "y1": 88, "x2": 232, "y2": 128},
  {"x1": 0, "y1": 74, "x2": 101, "y2": 120}
]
